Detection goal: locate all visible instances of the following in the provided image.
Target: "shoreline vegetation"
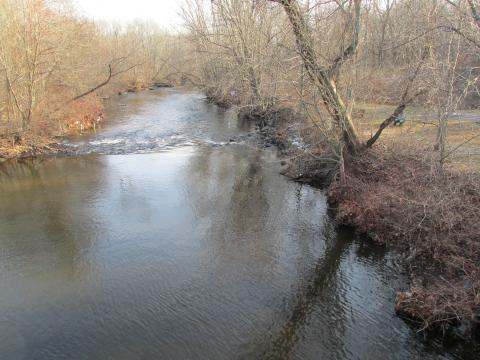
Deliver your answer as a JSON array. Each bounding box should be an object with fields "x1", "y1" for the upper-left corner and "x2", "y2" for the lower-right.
[
  {"x1": 4, "y1": 82, "x2": 478, "y2": 343},
  {"x1": 0, "y1": 0, "x2": 192, "y2": 159},
  {"x1": 185, "y1": 0, "x2": 480, "y2": 342},
  {"x1": 0, "y1": 82, "x2": 173, "y2": 161},
  {"x1": 232, "y1": 100, "x2": 480, "y2": 341},
  {"x1": 1, "y1": 0, "x2": 479, "y2": 347}
]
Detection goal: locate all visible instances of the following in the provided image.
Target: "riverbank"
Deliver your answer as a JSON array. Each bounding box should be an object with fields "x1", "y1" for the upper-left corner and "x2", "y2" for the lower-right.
[
  {"x1": 0, "y1": 134, "x2": 68, "y2": 161},
  {"x1": 0, "y1": 83, "x2": 174, "y2": 162},
  {"x1": 236, "y1": 103, "x2": 480, "y2": 341}
]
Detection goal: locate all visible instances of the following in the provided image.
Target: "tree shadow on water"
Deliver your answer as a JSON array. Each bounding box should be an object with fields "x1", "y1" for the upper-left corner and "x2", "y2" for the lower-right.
[{"x1": 257, "y1": 226, "x2": 356, "y2": 360}]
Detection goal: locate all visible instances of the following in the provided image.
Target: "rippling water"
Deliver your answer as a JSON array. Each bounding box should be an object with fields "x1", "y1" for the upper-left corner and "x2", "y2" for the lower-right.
[
  {"x1": 0, "y1": 89, "x2": 475, "y2": 359},
  {"x1": 64, "y1": 89, "x2": 250, "y2": 155}
]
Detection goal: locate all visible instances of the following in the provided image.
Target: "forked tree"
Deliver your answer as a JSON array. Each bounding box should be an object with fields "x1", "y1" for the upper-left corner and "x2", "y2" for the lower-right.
[{"x1": 267, "y1": 0, "x2": 426, "y2": 156}]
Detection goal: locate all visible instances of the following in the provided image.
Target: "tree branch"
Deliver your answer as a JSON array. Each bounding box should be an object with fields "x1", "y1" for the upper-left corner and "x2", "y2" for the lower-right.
[
  {"x1": 328, "y1": 0, "x2": 362, "y2": 79},
  {"x1": 440, "y1": 25, "x2": 480, "y2": 49},
  {"x1": 467, "y1": 0, "x2": 480, "y2": 29},
  {"x1": 50, "y1": 62, "x2": 143, "y2": 116},
  {"x1": 70, "y1": 63, "x2": 142, "y2": 103},
  {"x1": 268, "y1": 0, "x2": 361, "y2": 151},
  {"x1": 366, "y1": 49, "x2": 428, "y2": 148}
]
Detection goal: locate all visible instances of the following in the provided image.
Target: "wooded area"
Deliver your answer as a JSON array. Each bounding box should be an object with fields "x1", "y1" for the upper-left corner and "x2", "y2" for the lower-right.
[
  {"x1": 184, "y1": 0, "x2": 479, "y2": 169},
  {"x1": 0, "y1": 0, "x2": 191, "y2": 140}
]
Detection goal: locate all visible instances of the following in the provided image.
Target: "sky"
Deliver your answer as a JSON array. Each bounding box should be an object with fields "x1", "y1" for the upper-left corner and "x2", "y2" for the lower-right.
[{"x1": 74, "y1": 0, "x2": 186, "y2": 30}]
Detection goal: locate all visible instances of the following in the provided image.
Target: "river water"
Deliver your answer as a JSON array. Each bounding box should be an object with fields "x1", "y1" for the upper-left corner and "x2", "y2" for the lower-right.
[{"x1": 0, "y1": 89, "x2": 475, "y2": 359}]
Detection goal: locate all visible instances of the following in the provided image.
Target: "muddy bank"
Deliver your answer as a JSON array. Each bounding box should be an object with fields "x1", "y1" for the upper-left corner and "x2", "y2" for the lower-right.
[{"x1": 237, "y1": 104, "x2": 480, "y2": 343}]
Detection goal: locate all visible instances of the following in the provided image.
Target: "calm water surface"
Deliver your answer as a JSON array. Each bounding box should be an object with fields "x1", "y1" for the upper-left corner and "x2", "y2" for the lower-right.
[{"x1": 0, "y1": 89, "x2": 475, "y2": 359}]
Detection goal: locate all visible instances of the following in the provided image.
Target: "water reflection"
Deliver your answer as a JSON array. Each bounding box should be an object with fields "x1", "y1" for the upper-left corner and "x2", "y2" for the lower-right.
[
  {"x1": 263, "y1": 225, "x2": 352, "y2": 359},
  {"x1": 0, "y1": 157, "x2": 106, "y2": 283},
  {"x1": 0, "y1": 90, "x2": 476, "y2": 359}
]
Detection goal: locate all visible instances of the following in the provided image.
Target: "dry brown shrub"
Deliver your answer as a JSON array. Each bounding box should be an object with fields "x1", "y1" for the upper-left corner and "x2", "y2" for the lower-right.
[
  {"x1": 328, "y1": 144, "x2": 480, "y2": 335},
  {"x1": 60, "y1": 96, "x2": 105, "y2": 133}
]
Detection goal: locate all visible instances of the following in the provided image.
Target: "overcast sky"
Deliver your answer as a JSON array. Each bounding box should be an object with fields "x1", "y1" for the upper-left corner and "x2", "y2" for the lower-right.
[{"x1": 75, "y1": 0, "x2": 186, "y2": 29}]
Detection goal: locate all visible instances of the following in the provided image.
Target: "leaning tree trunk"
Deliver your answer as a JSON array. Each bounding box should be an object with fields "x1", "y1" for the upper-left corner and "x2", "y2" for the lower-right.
[{"x1": 270, "y1": 0, "x2": 362, "y2": 153}]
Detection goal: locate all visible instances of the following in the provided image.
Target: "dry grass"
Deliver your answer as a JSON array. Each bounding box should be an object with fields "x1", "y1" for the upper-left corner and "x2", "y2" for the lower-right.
[
  {"x1": 60, "y1": 95, "x2": 105, "y2": 134},
  {"x1": 355, "y1": 103, "x2": 480, "y2": 171},
  {"x1": 0, "y1": 95, "x2": 105, "y2": 159}
]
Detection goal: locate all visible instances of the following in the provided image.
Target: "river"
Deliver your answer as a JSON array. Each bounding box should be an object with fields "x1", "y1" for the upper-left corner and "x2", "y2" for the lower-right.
[{"x1": 0, "y1": 89, "x2": 475, "y2": 359}]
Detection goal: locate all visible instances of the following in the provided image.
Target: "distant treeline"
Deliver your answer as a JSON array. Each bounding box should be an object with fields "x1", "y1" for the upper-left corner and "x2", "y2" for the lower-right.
[
  {"x1": 0, "y1": 0, "x2": 193, "y2": 135},
  {"x1": 183, "y1": 0, "x2": 479, "y2": 113}
]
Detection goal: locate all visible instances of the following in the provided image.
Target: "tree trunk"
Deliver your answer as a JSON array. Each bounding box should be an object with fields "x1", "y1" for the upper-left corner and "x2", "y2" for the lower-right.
[{"x1": 270, "y1": 0, "x2": 362, "y2": 153}]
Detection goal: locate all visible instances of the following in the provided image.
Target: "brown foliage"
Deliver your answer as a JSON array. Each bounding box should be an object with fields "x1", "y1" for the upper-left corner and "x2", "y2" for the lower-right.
[
  {"x1": 0, "y1": 132, "x2": 63, "y2": 159},
  {"x1": 328, "y1": 145, "x2": 480, "y2": 335},
  {"x1": 60, "y1": 95, "x2": 104, "y2": 133}
]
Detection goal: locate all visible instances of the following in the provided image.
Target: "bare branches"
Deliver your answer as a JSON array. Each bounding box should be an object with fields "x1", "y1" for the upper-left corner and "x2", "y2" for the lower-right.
[
  {"x1": 328, "y1": 0, "x2": 361, "y2": 79},
  {"x1": 184, "y1": 0, "x2": 479, "y2": 168},
  {"x1": 467, "y1": 0, "x2": 480, "y2": 28},
  {"x1": 440, "y1": 25, "x2": 480, "y2": 49},
  {"x1": 0, "y1": 0, "x2": 182, "y2": 134},
  {"x1": 443, "y1": 0, "x2": 480, "y2": 48},
  {"x1": 69, "y1": 62, "x2": 143, "y2": 103},
  {"x1": 269, "y1": 0, "x2": 361, "y2": 152}
]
